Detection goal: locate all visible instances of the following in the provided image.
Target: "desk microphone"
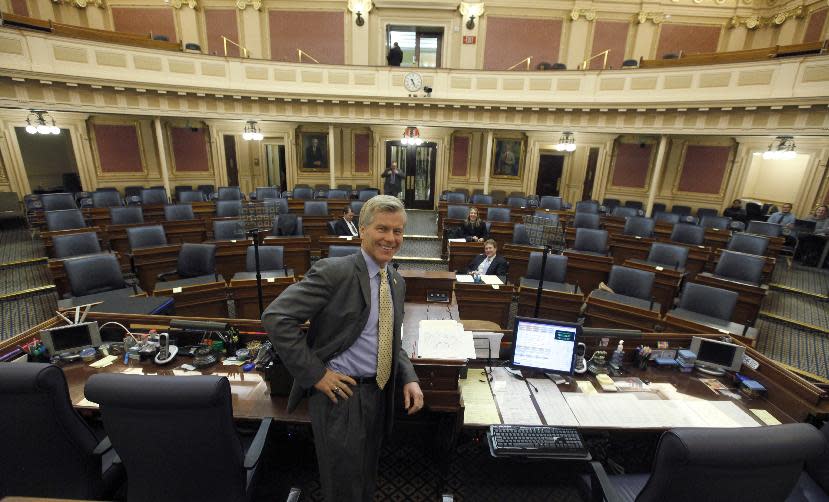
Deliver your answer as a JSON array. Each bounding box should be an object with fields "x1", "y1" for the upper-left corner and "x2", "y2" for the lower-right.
[
  {"x1": 650, "y1": 296, "x2": 656, "y2": 311},
  {"x1": 742, "y1": 322, "x2": 750, "y2": 337}
]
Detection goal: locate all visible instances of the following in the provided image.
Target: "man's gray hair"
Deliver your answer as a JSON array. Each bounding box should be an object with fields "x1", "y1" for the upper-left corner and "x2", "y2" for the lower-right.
[{"x1": 359, "y1": 195, "x2": 406, "y2": 227}]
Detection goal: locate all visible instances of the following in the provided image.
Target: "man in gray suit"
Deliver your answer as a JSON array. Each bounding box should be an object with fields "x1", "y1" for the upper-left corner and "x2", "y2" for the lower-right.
[{"x1": 262, "y1": 195, "x2": 423, "y2": 502}]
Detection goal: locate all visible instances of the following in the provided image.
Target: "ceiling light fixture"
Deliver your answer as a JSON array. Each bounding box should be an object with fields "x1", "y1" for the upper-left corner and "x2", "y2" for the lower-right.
[
  {"x1": 553, "y1": 131, "x2": 576, "y2": 152},
  {"x1": 242, "y1": 120, "x2": 263, "y2": 141},
  {"x1": 25, "y1": 110, "x2": 60, "y2": 135},
  {"x1": 401, "y1": 126, "x2": 423, "y2": 146},
  {"x1": 762, "y1": 136, "x2": 796, "y2": 160}
]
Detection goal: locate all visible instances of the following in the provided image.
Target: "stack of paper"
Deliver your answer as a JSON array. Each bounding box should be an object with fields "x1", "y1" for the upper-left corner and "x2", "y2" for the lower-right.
[
  {"x1": 416, "y1": 320, "x2": 476, "y2": 359},
  {"x1": 489, "y1": 367, "x2": 542, "y2": 425}
]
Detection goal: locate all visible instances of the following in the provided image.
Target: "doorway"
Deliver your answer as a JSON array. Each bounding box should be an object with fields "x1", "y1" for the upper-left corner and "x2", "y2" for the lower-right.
[
  {"x1": 15, "y1": 127, "x2": 80, "y2": 193},
  {"x1": 223, "y1": 135, "x2": 239, "y2": 187},
  {"x1": 385, "y1": 141, "x2": 437, "y2": 210},
  {"x1": 536, "y1": 154, "x2": 564, "y2": 196},
  {"x1": 387, "y1": 26, "x2": 443, "y2": 68},
  {"x1": 264, "y1": 142, "x2": 287, "y2": 193},
  {"x1": 581, "y1": 147, "x2": 600, "y2": 201}
]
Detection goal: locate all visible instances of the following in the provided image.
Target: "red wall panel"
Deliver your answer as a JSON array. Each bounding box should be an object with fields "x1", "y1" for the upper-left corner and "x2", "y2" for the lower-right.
[
  {"x1": 590, "y1": 20, "x2": 629, "y2": 70},
  {"x1": 111, "y1": 7, "x2": 177, "y2": 42},
  {"x1": 93, "y1": 124, "x2": 143, "y2": 173},
  {"x1": 803, "y1": 9, "x2": 827, "y2": 44},
  {"x1": 611, "y1": 143, "x2": 652, "y2": 188},
  {"x1": 204, "y1": 9, "x2": 239, "y2": 57},
  {"x1": 483, "y1": 17, "x2": 562, "y2": 70},
  {"x1": 677, "y1": 145, "x2": 732, "y2": 194},
  {"x1": 353, "y1": 133, "x2": 370, "y2": 173},
  {"x1": 656, "y1": 24, "x2": 720, "y2": 58},
  {"x1": 11, "y1": 0, "x2": 29, "y2": 17},
  {"x1": 451, "y1": 136, "x2": 470, "y2": 177},
  {"x1": 268, "y1": 10, "x2": 344, "y2": 64},
  {"x1": 171, "y1": 127, "x2": 209, "y2": 172}
]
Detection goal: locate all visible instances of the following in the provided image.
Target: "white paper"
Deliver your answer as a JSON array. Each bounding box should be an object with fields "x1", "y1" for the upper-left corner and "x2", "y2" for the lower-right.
[
  {"x1": 489, "y1": 367, "x2": 542, "y2": 425},
  {"x1": 528, "y1": 378, "x2": 579, "y2": 426},
  {"x1": 416, "y1": 320, "x2": 476, "y2": 359},
  {"x1": 471, "y1": 332, "x2": 503, "y2": 360},
  {"x1": 480, "y1": 275, "x2": 504, "y2": 285},
  {"x1": 448, "y1": 238, "x2": 467, "y2": 243},
  {"x1": 456, "y1": 274, "x2": 474, "y2": 283}
]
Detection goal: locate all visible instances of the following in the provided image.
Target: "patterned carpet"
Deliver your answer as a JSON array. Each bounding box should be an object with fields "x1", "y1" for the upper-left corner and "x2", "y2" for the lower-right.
[
  {"x1": 0, "y1": 222, "x2": 42, "y2": 263},
  {"x1": 405, "y1": 209, "x2": 439, "y2": 236},
  {"x1": 770, "y1": 263, "x2": 829, "y2": 298},
  {"x1": 0, "y1": 261, "x2": 52, "y2": 294},
  {"x1": 762, "y1": 290, "x2": 829, "y2": 332},
  {"x1": 755, "y1": 318, "x2": 829, "y2": 379}
]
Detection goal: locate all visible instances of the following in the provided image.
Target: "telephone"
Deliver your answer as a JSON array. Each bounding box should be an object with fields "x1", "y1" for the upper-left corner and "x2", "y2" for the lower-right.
[
  {"x1": 574, "y1": 342, "x2": 587, "y2": 374},
  {"x1": 154, "y1": 333, "x2": 178, "y2": 365}
]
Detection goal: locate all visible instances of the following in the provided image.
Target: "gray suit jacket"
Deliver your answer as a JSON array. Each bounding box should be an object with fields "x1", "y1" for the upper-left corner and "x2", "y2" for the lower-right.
[{"x1": 262, "y1": 252, "x2": 418, "y2": 429}]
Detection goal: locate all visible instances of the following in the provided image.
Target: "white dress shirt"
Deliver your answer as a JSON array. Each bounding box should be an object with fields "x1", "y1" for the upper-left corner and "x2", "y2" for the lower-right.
[
  {"x1": 345, "y1": 218, "x2": 358, "y2": 236},
  {"x1": 477, "y1": 255, "x2": 493, "y2": 275}
]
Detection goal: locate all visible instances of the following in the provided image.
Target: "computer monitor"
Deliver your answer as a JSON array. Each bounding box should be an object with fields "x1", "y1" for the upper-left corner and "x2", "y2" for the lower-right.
[
  {"x1": 40, "y1": 322, "x2": 102, "y2": 356},
  {"x1": 690, "y1": 336, "x2": 745, "y2": 376},
  {"x1": 510, "y1": 317, "x2": 581, "y2": 375}
]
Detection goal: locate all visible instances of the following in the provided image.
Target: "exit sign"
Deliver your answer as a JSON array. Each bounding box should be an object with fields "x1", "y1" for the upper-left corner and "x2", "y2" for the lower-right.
[{"x1": 463, "y1": 36, "x2": 477, "y2": 44}]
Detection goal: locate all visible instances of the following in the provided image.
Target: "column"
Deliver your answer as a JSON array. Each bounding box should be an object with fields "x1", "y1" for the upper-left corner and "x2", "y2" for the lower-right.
[
  {"x1": 84, "y1": 6, "x2": 108, "y2": 29},
  {"x1": 644, "y1": 135, "x2": 668, "y2": 217},
  {"x1": 328, "y1": 123, "x2": 336, "y2": 188},
  {"x1": 564, "y1": 18, "x2": 590, "y2": 70},
  {"x1": 177, "y1": 7, "x2": 200, "y2": 47},
  {"x1": 349, "y1": 10, "x2": 369, "y2": 65},
  {"x1": 240, "y1": 8, "x2": 263, "y2": 59},
  {"x1": 724, "y1": 26, "x2": 749, "y2": 51},
  {"x1": 153, "y1": 118, "x2": 172, "y2": 198},
  {"x1": 458, "y1": 16, "x2": 480, "y2": 69},
  {"x1": 482, "y1": 130, "x2": 493, "y2": 194},
  {"x1": 631, "y1": 22, "x2": 658, "y2": 60},
  {"x1": 776, "y1": 19, "x2": 799, "y2": 46}
]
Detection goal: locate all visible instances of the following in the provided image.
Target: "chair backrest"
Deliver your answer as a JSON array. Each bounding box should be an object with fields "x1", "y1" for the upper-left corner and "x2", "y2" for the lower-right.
[
  {"x1": 670, "y1": 223, "x2": 705, "y2": 245},
  {"x1": 671, "y1": 205, "x2": 692, "y2": 216},
  {"x1": 293, "y1": 187, "x2": 314, "y2": 200},
  {"x1": 109, "y1": 207, "x2": 143, "y2": 225},
  {"x1": 304, "y1": 201, "x2": 329, "y2": 216},
  {"x1": 539, "y1": 196, "x2": 563, "y2": 210},
  {"x1": 254, "y1": 187, "x2": 280, "y2": 200},
  {"x1": 213, "y1": 220, "x2": 245, "y2": 241},
  {"x1": 602, "y1": 198, "x2": 620, "y2": 209},
  {"x1": 647, "y1": 243, "x2": 689, "y2": 269},
  {"x1": 446, "y1": 192, "x2": 466, "y2": 203},
  {"x1": 447, "y1": 205, "x2": 470, "y2": 220},
  {"x1": 326, "y1": 220, "x2": 338, "y2": 235},
  {"x1": 350, "y1": 200, "x2": 365, "y2": 217},
  {"x1": 45, "y1": 209, "x2": 85, "y2": 231},
  {"x1": 272, "y1": 215, "x2": 304, "y2": 236},
  {"x1": 526, "y1": 252, "x2": 567, "y2": 283},
  {"x1": 65, "y1": 254, "x2": 127, "y2": 296},
  {"x1": 215, "y1": 200, "x2": 242, "y2": 218},
  {"x1": 487, "y1": 207, "x2": 511, "y2": 222},
  {"x1": 174, "y1": 185, "x2": 192, "y2": 199},
  {"x1": 805, "y1": 422, "x2": 829, "y2": 494},
  {"x1": 621, "y1": 59, "x2": 638, "y2": 67},
  {"x1": 651, "y1": 202, "x2": 667, "y2": 213},
  {"x1": 678, "y1": 282, "x2": 738, "y2": 320},
  {"x1": 176, "y1": 243, "x2": 217, "y2": 278},
  {"x1": 745, "y1": 202, "x2": 764, "y2": 220},
  {"x1": 612, "y1": 206, "x2": 638, "y2": 218},
  {"x1": 701, "y1": 215, "x2": 732, "y2": 230},
  {"x1": 471, "y1": 194, "x2": 493, "y2": 205},
  {"x1": 533, "y1": 211, "x2": 560, "y2": 225},
  {"x1": 490, "y1": 190, "x2": 507, "y2": 204},
  {"x1": 85, "y1": 374, "x2": 248, "y2": 502},
  {"x1": 53, "y1": 232, "x2": 101, "y2": 258},
  {"x1": 727, "y1": 233, "x2": 769, "y2": 256},
  {"x1": 507, "y1": 196, "x2": 527, "y2": 208},
  {"x1": 140, "y1": 188, "x2": 167, "y2": 205},
  {"x1": 358, "y1": 189, "x2": 379, "y2": 201},
  {"x1": 636, "y1": 425, "x2": 825, "y2": 502},
  {"x1": 314, "y1": 188, "x2": 329, "y2": 199},
  {"x1": 575, "y1": 200, "x2": 599, "y2": 214},
  {"x1": 653, "y1": 211, "x2": 680, "y2": 224},
  {"x1": 697, "y1": 207, "x2": 719, "y2": 219},
  {"x1": 163, "y1": 204, "x2": 195, "y2": 221},
  {"x1": 714, "y1": 250, "x2": 765, "y2": 285},
  {"x1": 127, "y1": 225, "x2": 167, "y2": 250},
  {"x1": 624, "y1": 216, "x2": 656, "y2": 238},
  {"x1": 246, "y1": 245, "x2": 284, "y2": 272},
  {"x1": 624, "y1": 200, "x2": 643, "y2": 210},
  {"x1": 0, "y1": 363, "x2": 108, "y2": 499},
  {"x1": 197, "y1": 184, "x2": 215, "y2": 198},
  {"x1": 217, "y1": 186, "x2": 242, "y2": 201},
  {"x1": 746, "y1": 220, "x2": 783, "y2": 237},
  {"x1": 329, "y1": 245, "x2": 361, "y2": 258},
  {"x1": 91, "y1": 190, "x2": 123, "y2": 208},
  {"x1": 178, "y1": 191, "x2": 204, "y2": 203},
  {"x1": 41, "y1": 192, "x2": 77, "y2": 211},
  {"x1": 574, "y1": 228, "x2": 608, "y2": 254},
  {"x1": 327, "y1": 189, "x2": 349, "y2": 200},
  {"x1": 124, "y1": 186, "x2": 143, "y2": 198},
  {"x1": 573, "y1": 212, "x2": 600, "y2": 229},
  {"x1": 512, "y1": 224, "x2": 531, "y2": 245},
  {"x1": 607, "y1": 265, "x2": 655, "y2": 300}
]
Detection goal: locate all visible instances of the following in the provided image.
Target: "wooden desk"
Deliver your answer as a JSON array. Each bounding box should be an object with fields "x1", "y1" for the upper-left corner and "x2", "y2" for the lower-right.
[
  {"x1": 622, "y1": 259, "x2": 685, "y2": 315},
  {"x1": 448, "y1": 241, "x2": 484, "y2": 273},
  {"x1": 399, "y1": 270, "x2": 456, "y2": 302},
  {"x1": 262, "y1": 236, "x2": 311, "y2": 276},
  {"x1": 41, "y1": 227, "x2": 103, "y2": 258},
  {"x1": 501, "y1": 243, "x2": 544, "y2": 285},
  {"x1": 229, "y1": 275, "x2": 296, "y2": 319},
  {"x1": 704, "y1": 227, "x2": 732, "y2": 252},
  {"x1": 162, "y1": 219, "x2": 207, "y2": 244},
  {"x1": 104, "y1": 222, "x2": 148, "y2": 264},
  {"x1": 47, "y1": 252, "x2": 128, "y2": 298},
  {"x1": 662, "y1": 311, "x2": 759, "y2": 347},
  {"x1": 287, "y1": 200, "x2": 350, "y2": 218},
  {"x1": 153, "y1": 279, "x2": 229, "y2": 318},
  {"x1": 583, "y1": 291, "x2": 662, "y2": 331},
  {"x1": 609, "y1": 234, "x2": 655, "y2": 265},
  {"x1": 654, "y1": 239, "x2": 711, "y2": 279},
  {"x1": 562, "y1": 250, "x2": 613, "y2": 293},
  {"x1": 454, "y1": 282, "x2": 514, "y2": 329},
  {"x1": 130, "y1": 244, "x2": 181, "y2": 292},
  {"x1": 299, "y1": 215, "x2": 332, "y2": 255},
  {"x1": 487, "y1": 221, "x2": 515, "y2": 247},
  {"x1": 208, "y1": 239, "x2": 254, "y2": 279},
  {"x1": 692, "y1": 274, "x2": 768, "y2": 326},
  {"x1": 516, "y1": 280, "x2": 583, "y2": 322},
  {"x1": 319, "y1": 235, "x2": 361, "y2": 258}
]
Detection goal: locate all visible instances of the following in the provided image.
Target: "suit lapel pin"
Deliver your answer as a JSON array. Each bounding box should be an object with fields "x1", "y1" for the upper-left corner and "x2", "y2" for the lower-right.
[{"x1": 393, "y1": 278, "x2": 397, "y2": 285}]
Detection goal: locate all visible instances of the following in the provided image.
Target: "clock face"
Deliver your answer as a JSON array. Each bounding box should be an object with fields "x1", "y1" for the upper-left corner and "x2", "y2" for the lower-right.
[{"x1": 403, "y1": 72, "x2": 423, "y2": 92}]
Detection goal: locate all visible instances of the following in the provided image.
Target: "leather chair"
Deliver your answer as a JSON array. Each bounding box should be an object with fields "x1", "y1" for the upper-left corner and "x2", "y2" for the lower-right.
[
  {"x1": 747, "y1": 220, "x2": 784, "y2": 238},
  {"x1": 174, "y1": 185, "x2": 192, "y2": 202},
  {"x1": 45, "y1": 209, "x2": 86, "y2": 231},
  {"x1": 293, "y1": 187, "x2": 314, "y2": 200},
  {"x1": 197, "y1": 184, "x2": 215, "y2": 199},
  {"x1": 267, "y1": 198, "x2": 290, "y2": 216},
  {"x1": 140, "y1": 188, "x2": 167, "y2": 205},
  {"x1": 304, "y1": 201, "x2": 329, "y2": 216},
  {"x1": 533, "y1": 211, "x2": 559, "y2": 225},
  {"x1": 712, "y1": 250, "x2": 765, "y2": 285},
  {"x1": 110, "y1": 207, "x2": 144, "y2": 225},
  {"x1": 0, "y1": 363, "x2": 123, "y2": 500},
  {"x1": 697, "y1": 207, "x2": 719, "y2": 219},
  {"x1": 575, "y1": 200, "x2": 599, "y2": 214},
  {"x1": 329, "y1": 245, "x2": 361, "y2": 258},
  {"x1": 651, "y1": 202, "x2": 667, "y2": 213},
  {"x1": 573, "y1": 212, "x2": 601, "y2": 229},
  {"x1": 213, "y1": 220, "x2": 245, "y2": 241},
  {"x1": 218, "y1": 186, "x2": 243, "y2": 201},
  {"x1": 85, "y1": 374, "x2": 273, "y2": 502},
  {"x1": 512, "y1": 224, "x2": 531, "y2": 245},
  {"x1": 471, "y1": 194, "x2": 493, "y2": 205},
  {"x1": 671, "y1": 205, "x2": 692, "y2": 216},
  {"x1": 447, "y1": 205, "x2": 470, "y2": 220},
  {"x1": 573, "y1": 228, "x2": 609, "y2": 255},
  {"x1": 487, "y1": 207, "x2": 511, "y2": 222},
  {"x1": 41, "y1": 192, "x2": 77, "y2": 211},
  {"x1": 216, "y1": 200, "x2": 243, "y2": 218},
  {"x1": 670, "y1": 223, "x2": 705, "y2": 246},
  {"x1": 653, "y1": 211, "x2": 680, "y2": 225},
  {"x1": 490, "y1": 190, "x2": 507, "y2": 204},
  {"x1": 91, "y1": 190, "x2": 123, "y2": 208},
  {"x1": 446, "y1": 192, "x2": 466, "y2": 203},
  {"x1": 602, "y1": 198, "x2": 620, "y2": 210},
  {"x1": 157, "y1": 243, "x2": 218, "y2": 284},
  {"x1": 271, "y1": 216, "x2": 304, "y2": 236},
  {"x1": 526, "y1": 252, "x2": 567, "y2": 283},
  {"x1": 127, "y1": 225, "x2": 167, "y2": 250},
  {"x1": 624, "y1": 216, "x2": 655, "y2": 238},
  {"x1": 624, "y1": 200, "x2": 643, "y2": 210},
  {"x1": 254, "y1": 187, "x2": 280, "y2": 201},
  {"x1": 326, "y1": 220, "x2": 338, "y2": 235},
  {"x1": 455, "y1": 188, "x2": 472, "y2": 199},
  {"x1": 701, "y1": 215, "x2": 732, "y2": 230},
  {"x1": 611, "y1": 207, "x2": 638, "y2": 218},
  {"x1": 314, "y1": 188, "x2": 329, "y2": 199},
  {"x1": 327, "y1": 189, "x2": 349, "y2": 199},
  {"x1": 163, "y1": 204, "x2": 195, "y2": 221},
  {"x1": 728, "y1": 233, "x2": 770, "y2": 256},
  {"x1": 65, "y1": 254, "x2": 129, "y2": 296},
  {"x1": 350, "y1": 201, "x2": 365, "y2": 216},
  {"x1": 178, "y1": 191, "x2": 204, "y2": 203},
  {"x1": 789, "y1": 421, "x2": 829, "y2": 501},
  {"x1": 585, "y1": 424, "x2": 825, "y2": 502},
  {"x1": 124, "y1": 186, "x2": 143, "y2": 199},
  {"x1": 646, "y1": 243, "x2": 689, "y2": 269},
  {"x1": 246, "y1": 245, "x2": 284, "y2": 272},
  {"x1": 676, "y1": 282, "x2": 738, "y2": 321},
  {"x1": 507, "y1": 196, "x2": 527, "y2": 208},
  {"x1": 358, "y1": 189, "x2": 379, "y2": 201},
  {"x1": 53, "y1": 232, "x2": 101, "y2": 258},
  {"x1": 539, "y1": 196, "x2": 563, "y2": 210},
  {"x1": 607, "y1": 265, "x2": 655, "y2": 301}
]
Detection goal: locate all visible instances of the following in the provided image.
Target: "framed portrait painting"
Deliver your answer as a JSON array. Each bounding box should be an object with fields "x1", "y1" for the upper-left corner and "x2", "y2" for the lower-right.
[
  {"x1": 299, "y1": 131, "x2": 329, "y2": 171},
  {"x1": 491, "y1": 137, "x2": 524, "y2": 178}
]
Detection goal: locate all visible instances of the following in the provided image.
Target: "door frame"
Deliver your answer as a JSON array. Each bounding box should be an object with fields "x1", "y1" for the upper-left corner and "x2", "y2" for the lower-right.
[{"x1": 385, "y1": 140, "x2": 437, "y2": 210}]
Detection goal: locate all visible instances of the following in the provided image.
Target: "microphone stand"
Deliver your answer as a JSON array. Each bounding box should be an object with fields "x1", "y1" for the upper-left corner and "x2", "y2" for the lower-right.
[
  {"x1": 533, "y1": 244, "x2": 553, "y2": 318},
  {"x1": 247, "y1": 227, "x2": 265, "y2": 317}
]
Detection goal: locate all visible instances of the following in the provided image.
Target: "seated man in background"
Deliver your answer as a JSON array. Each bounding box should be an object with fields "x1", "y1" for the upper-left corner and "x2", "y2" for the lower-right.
[
  {"x1": 334, "y1": 207, "x2": 359, "y2": 237},
  {"x1": 461, "y1": 207, "x2": 488, "y2": 242},
  {"x1": 767, "y1": 202, "x2": 796, "y2": 228},
  {"x1": 798, "y1": 204, "x2": 828, "y2": 267},
  {"x1": 466, "y1": 239, "x2": 508, "y2": 278},
  {"x1": 723, "y1": 199, "x2": 746, "y2": 223}
]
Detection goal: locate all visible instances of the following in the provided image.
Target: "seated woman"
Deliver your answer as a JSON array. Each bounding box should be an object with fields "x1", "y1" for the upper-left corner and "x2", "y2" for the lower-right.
[
  {"x1": 461, "y1": 207, "x2": 488, "y2": 242},
  {"x1": 466, "y1": 239, "x2": 509, "y2": 277},
  {"x1": 798, "y1": 204, "x2": 828, "y2": 267}
]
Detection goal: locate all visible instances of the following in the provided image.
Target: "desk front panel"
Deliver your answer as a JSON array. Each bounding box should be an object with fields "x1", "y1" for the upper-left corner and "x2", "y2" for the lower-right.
[
  {"x1": 448, "y1": 241, "x2": 484, "y2": 273},
  {"x1": 318, "y1": 236, "x2": 361, "y2": 258},
  {"x1": 454, "y1": 283, "x2": 514, "y2": 329},
  {"x1": 562, "y1": 251, "x2": 613, "y2": 294},
  {"x1": 583, "y1": 294, "x2": 661, "y2": 331},
  {"x1": 230, "y1": 277, "x2": 296, "y2": 319},
  {"x1": 516, "y1": 287, "x2": 583, "y2": 324},
  {"x1": 692, "y1": 275, "x2": 767, "y2": 326},
  {"x1": 210, "y1": 239, "x2": 254, "y2": 279},
  {"x1": 262, "y1": 236, "x2": 311, "y2": 275},
  {"x1": 153, "y1": 281, "x2": 229, "y2": 318},
  {"x1": 399, "y1": 270, "x2": 455, "y2": 302},
  {"x1": 130, "y1": 244, "x2": 182, "y2": 292},
  {"x1": 622, "y1": 260, "x2": 684, "y2": 315}
]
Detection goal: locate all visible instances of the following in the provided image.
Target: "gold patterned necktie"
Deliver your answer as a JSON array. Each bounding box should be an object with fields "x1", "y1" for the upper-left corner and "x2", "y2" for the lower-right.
[{"x1": 376, "y1": 268, "x2": 393, "y2": 389}]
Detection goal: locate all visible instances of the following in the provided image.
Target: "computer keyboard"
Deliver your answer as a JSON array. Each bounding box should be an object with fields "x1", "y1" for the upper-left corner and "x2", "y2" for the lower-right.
[{"x1": 487, "y1": 425, "x2": 591, "y2": 460}]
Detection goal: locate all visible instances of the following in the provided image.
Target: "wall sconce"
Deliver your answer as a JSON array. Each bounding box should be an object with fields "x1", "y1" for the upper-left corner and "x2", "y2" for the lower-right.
[
  {"x1": 348, "y1": 0, "x2": 372, "y2": 26},
  {"x1": 242, "y1": 121, "x2": 263, "y2": 141},
  {"x1": 762, "y1": 136, "x2": 796, "y2": 160},
  {"x1": 25, "y1": 110, "x2": 60, "y2": 135},
  {"x1": 355, "y1": 11, "x2": 365, "y2": 26},
  {"x1": 466, "y1": 15, "x2": 476, "y2": 30},
  {"x1": 459, "y1": 2, "x2": 485, "y2": 30}
]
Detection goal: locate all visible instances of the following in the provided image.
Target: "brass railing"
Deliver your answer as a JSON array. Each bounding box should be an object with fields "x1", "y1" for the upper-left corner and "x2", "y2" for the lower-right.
[
  {"x1": 297, "y1": 49, "x2": 320, "y2": 64},
  {"x1": 506, "y1": 56, "x2": 532, "y2": 71},
  {"x1": 581, "y1": 49, "x2": 610, "y2": 70},
  {"x1": 222, "y1": 36, "x2": 249, "y2": 58}
]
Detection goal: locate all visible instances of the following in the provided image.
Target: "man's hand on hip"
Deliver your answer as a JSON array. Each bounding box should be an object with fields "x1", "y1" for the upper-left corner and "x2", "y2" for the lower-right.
[
  {"x1": 314, "y1": 369, "x2": 357, "y2": 404},
  {"x1": 402, "y1": 381, "x2": 424, "y2": 415}
]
